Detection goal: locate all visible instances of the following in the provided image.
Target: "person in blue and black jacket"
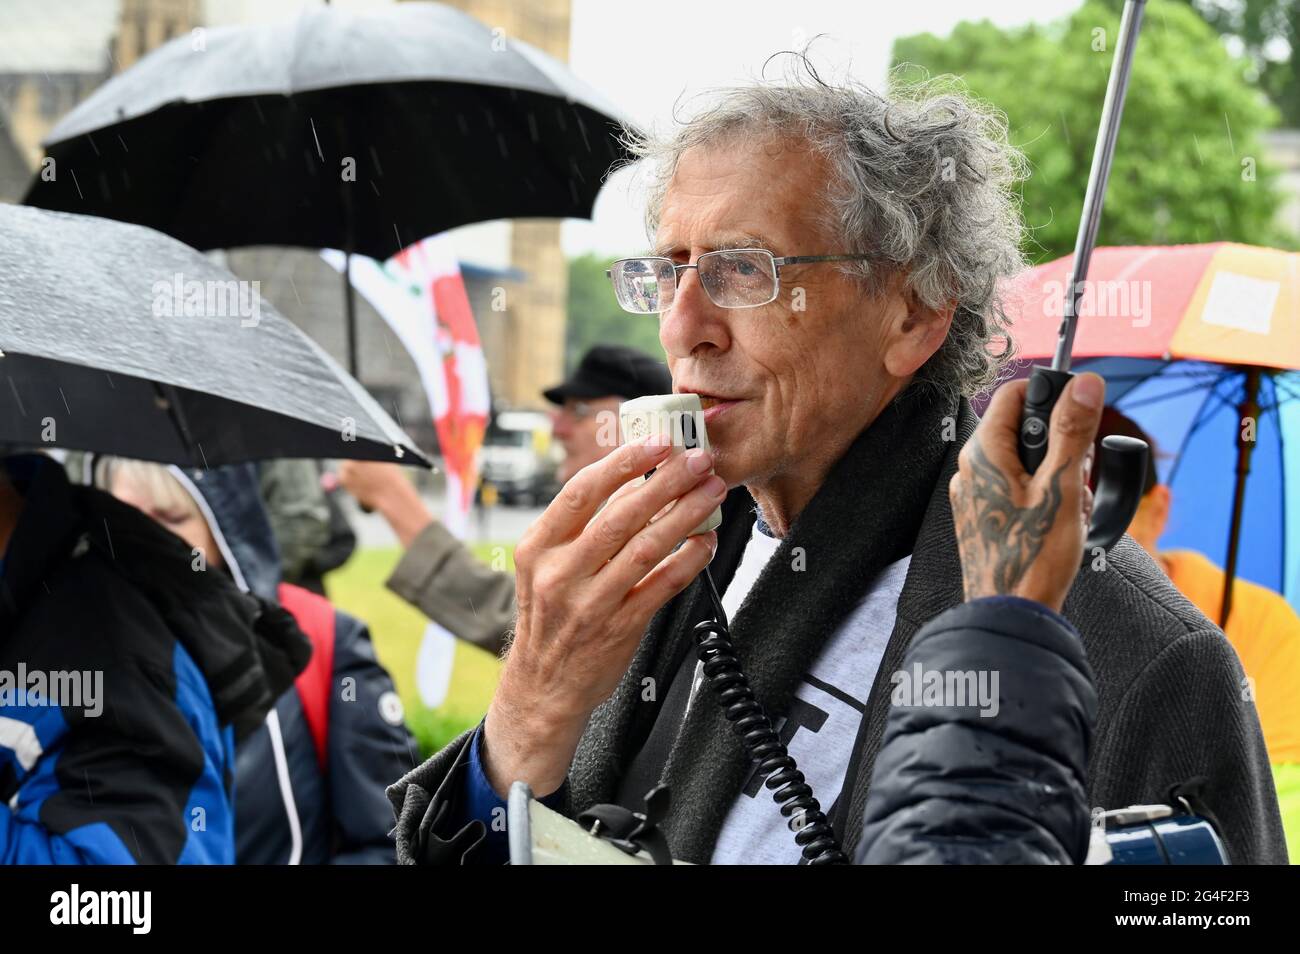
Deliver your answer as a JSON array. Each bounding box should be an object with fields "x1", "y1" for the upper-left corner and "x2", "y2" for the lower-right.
[
  {"x1": 98, "y1": 457, "x2": 418, "y2": 864},
  {"x1": 0, "y1": 452, "x2": 308, "y2": 864}
]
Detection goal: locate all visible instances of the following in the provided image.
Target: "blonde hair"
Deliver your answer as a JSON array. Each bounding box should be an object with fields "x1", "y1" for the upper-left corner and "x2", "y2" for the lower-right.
[{"x1": 96, "y1": 457, "x2": 199, "y2": 520}]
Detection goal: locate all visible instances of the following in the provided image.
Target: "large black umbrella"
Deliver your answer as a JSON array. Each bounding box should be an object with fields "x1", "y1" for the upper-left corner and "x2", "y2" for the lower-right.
[
  {"x1": 0, "y1": 204, "x2": 427, "y2": 469},
  {"x1": 21, "y1": 1, "x2": 633, "y2": 372}
]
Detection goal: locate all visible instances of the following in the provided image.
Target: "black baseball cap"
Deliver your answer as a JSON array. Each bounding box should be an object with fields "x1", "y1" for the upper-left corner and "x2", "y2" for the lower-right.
[{"x1": 543, "y1": 344, "x2": 672, "y2": 405}]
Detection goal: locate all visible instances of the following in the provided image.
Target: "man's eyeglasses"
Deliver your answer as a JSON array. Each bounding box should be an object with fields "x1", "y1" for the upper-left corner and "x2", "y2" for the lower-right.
[
  {"x1": 559, "y1": 400, "x2": 598, "y2": 421},
  {"x1": 606, "y1": 248, "x2": 871, "y2": 315}
]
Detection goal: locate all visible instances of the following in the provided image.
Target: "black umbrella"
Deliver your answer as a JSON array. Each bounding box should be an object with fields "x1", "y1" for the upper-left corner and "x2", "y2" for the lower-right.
[
  {"x1": 0, "y1": 203, "x2": 427, "y2": 469},
  {"x1": 21, "y1": 1, "x2": 633, "y2": 373}
]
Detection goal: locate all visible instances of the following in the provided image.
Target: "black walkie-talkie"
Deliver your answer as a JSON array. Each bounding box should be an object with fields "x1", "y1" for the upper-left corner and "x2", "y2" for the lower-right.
[{"x1": 1018, "y1": 0, "x2": 1150, "y2": 557}]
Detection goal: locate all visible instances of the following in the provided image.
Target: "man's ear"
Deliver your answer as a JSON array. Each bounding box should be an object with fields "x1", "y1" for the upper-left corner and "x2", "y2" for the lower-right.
[{"x1": 883, "y1": 289, "x2": 957, "y2": 379}]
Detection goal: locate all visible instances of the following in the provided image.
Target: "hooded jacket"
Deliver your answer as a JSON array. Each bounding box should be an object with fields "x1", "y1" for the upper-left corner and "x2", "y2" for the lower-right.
[
  {"x1": 858, "y1": 596, "x2": 1097, "y2": 864},
  {"x1": 167, "y1": 462, "x2": 417, "y2": 864},
  {"x1": 0, "y1": 454, "x2": 308, "y2": 864}
]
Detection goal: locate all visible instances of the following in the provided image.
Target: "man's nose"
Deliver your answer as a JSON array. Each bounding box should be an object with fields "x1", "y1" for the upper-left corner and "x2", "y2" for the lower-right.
[{"x1": 659, "y1": 264, "x2": 732, "y2": 360}]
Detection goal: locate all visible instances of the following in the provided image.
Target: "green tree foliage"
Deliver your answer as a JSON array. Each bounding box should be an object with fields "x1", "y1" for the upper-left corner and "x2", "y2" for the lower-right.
[
  {"x1": 564, "y1": 252, "x2": 667, "y2": 371},
  {"x1": 1106, "y1": 0, "x2": 1300, "y2": 127},
  {"x1": 892, "y1": 0, "x2": 1294, "y2": 264},
  {"x1": 1201, "y1": 0, "x2": 1300, "y2": 127}
]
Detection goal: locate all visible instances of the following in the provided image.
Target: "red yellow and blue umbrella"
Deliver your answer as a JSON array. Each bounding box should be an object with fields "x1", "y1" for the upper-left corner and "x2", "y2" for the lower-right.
[{"x1": 1001, "y1": 243, "x2": 1300, "y2": 622}]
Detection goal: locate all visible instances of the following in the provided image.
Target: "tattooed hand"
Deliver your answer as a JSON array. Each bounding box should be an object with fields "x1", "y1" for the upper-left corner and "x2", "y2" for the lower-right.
[{"x1": 950, "y1": 373, "x2": 1105, "y2": 614}]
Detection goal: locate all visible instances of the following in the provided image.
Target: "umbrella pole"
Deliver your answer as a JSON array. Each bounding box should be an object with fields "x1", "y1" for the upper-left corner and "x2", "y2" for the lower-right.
[
  {"x1": 339, "y1": 105, "x2": 358, "y2": 379},
  {"x1": 1053, "y1": 0, "x2": 1146, "y2": 372},
  {"x1": 343, "y1": 248, "x2": 359, "y2": 379},
  {"x1": 1220, "y1": 367, "x2": 1262, "y2": 628}
]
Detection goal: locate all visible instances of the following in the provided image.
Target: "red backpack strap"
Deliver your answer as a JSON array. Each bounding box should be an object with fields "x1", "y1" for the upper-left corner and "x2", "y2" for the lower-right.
[{"x1": 277, "y1": 582, "x2": 335, "y2": 773}]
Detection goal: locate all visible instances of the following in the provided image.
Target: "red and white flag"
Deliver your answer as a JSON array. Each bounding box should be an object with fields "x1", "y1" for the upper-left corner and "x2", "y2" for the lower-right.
[{"x1": 324, "y1": 235, "x2": 490, "y2": 707}]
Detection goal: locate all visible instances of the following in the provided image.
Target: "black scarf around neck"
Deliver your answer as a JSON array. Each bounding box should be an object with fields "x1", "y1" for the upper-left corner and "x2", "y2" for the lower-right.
[{"x1": 568, "y1": 384, "x2": 961, "y2": 863}]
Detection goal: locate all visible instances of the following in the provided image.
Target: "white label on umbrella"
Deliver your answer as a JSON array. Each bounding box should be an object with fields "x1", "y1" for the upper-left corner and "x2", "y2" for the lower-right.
[{"x1": 1201, "y1": 271, "x2": 1279, "y2": 335}]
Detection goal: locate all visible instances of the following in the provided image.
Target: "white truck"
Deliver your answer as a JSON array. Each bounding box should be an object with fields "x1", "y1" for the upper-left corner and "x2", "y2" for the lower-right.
[{"x1": 478, "y1": 410, "x2": 560, "y2": 506}]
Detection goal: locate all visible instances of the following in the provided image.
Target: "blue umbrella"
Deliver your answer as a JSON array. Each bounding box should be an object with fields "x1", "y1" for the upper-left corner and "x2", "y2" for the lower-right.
[{"x1": 1075, "y1": 357, "x2": 1300, "y2": 622}]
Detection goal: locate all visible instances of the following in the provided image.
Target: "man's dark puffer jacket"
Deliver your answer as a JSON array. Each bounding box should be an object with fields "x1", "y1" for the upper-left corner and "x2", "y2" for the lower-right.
[{"x1": 858, "y1": 596, "x2": 1097, "y2": 864}]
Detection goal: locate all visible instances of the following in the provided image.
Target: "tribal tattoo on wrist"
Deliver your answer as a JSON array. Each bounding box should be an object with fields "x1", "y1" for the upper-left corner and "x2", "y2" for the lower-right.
[{"x1": 955, "y1": 440, "x2": 1070, "y2": 598}]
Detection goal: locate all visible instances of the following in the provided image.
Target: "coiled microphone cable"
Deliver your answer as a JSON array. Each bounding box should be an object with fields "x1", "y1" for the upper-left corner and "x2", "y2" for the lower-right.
[{"x1": 693, "y1": 566, "x2": 848, "y2": 865}]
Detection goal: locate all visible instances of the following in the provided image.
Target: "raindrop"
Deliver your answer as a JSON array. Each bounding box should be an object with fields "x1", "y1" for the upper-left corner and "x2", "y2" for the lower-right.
[
  {"x1": 527, "y1": 112, "x2": 539, "y2": 143},
  {"x1": 497, "y1": 134, "x2": 509, "y2": 158},
  {"x1": 573, "y1": 109, "x2": 591, "y2": 153}
]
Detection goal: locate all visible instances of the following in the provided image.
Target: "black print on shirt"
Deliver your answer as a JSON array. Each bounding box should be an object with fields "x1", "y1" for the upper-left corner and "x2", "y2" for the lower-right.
[{"x1": 741, "y1": 696, "x2": 829, "y2": 797}]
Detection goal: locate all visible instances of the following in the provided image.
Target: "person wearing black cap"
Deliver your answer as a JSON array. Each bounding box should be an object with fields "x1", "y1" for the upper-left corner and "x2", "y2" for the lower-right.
[
  {"x1": 544, "y1": 344, "x2": 672, "y2": 484},
  {"x1": 338, "y1": 345, "x2": 671, "y2": 657}
]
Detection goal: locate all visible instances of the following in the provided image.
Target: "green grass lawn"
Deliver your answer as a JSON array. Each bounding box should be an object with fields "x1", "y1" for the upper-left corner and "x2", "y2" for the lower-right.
[{"x1": 324, "y1": 544, "x2": 510, "y2": 757}]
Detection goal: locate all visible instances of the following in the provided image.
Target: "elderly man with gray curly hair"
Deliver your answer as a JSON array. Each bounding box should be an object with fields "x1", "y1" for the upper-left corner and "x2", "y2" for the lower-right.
[{"x1": 387, "y1": 68, "x2": 1286, "y2": 865}]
